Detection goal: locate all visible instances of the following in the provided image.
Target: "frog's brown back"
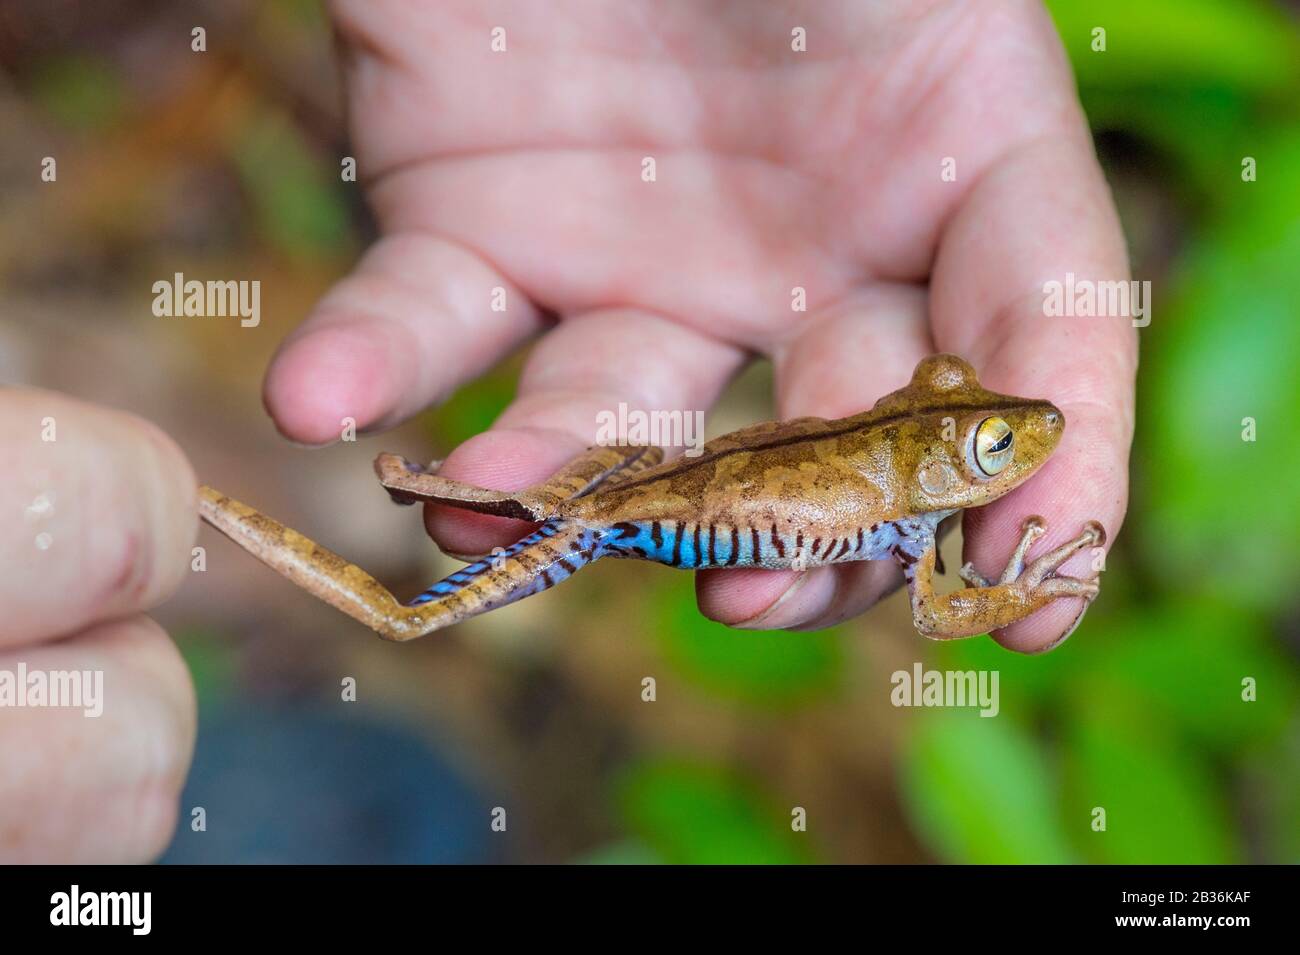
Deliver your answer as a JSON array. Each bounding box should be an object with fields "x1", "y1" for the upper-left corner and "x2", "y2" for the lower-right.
[
  {"x1": 564, "y1": 355, "x2": 1034, "y2": 526},
  {"x1": 565, "y1": 413, "x2": 881, "y2": 524}
]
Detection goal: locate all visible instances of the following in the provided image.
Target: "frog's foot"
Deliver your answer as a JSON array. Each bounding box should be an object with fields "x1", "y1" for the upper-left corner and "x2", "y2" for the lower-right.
[
  {"x1": 374, "y1": 444, "x2": 663, "y2": 521},
  {"x1": 961, "y1": 519, "x2": 1102, "y2": 600},
  {"x1": 378, "y1": 457, "x2": 443, "y2": 504},
  {"x1": 1009, "y1": 517, "x2": 1105, "y2": 599},
  {"x1": 374, "y1": 452, "x2": 547, "y2": 520},
  {"x1": 957, "y1": 562, "x2": 991, "y2": 588},
  {"x1": 907, "y1": 518, "x2": 1106, "y2": 640}
]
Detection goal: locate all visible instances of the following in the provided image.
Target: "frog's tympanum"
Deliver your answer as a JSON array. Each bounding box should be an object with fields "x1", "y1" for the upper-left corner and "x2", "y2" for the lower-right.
[{"x1": 200, "y1": 354, "x2": 1103, "y2": 642}]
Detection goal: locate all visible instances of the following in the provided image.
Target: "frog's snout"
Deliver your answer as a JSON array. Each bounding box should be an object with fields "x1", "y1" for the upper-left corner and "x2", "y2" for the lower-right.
[{"x1": 1035, "y1": 404, "x2": 1065, "y2": 451}]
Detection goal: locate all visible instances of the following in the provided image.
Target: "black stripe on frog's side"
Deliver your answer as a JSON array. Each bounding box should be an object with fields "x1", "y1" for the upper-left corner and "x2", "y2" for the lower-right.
[
  {"x1": 771, "y1": 524, "x2": 785, "y2": 558},
  {"x1": 600, "y1": 519, "x2": 777, "y2": 569}
]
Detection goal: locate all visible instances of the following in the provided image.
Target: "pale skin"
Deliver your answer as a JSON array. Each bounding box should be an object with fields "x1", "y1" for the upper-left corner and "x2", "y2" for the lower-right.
[
  {"x1": 0, "y1": 390, "x2": 197, "y2": 862},
  {"x1": 265, "y1": 0, "x2": 1136, "y2": 652}
]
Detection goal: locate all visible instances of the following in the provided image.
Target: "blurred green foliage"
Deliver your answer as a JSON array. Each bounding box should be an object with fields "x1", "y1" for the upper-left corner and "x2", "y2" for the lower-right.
[
  {"x1": 1144, "y1": 129, "x2": 1300, "y2": 608},
  {"x1": 421, "y1": 359, "x2": 520, "y2": 449},
  {"x1": 27, "y1": 54, "x2": 127, "y2": 131},
  {"x1": 651, "y1": 573, "x2": 845, "y2": 709},
  {"x1": 615, "y1": 759, "x2": 811, "y2": 864},
  {"x1": 230, "y1": 108, "x2": 352, "y2": 261},
  {"x1": 902, "y1": 712, "x2": 1075, "y2": 863}
]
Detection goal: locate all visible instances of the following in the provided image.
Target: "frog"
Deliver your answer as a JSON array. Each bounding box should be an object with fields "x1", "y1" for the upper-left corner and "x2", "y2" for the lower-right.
[{"x1": 198, "y1": 353, "x2": 1103, "y2": 642}]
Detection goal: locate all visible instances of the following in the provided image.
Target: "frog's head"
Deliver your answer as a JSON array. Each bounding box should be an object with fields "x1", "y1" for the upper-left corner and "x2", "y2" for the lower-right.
[{"x1": 877, "y1": 354, "x2": 1064, "y2": 512}]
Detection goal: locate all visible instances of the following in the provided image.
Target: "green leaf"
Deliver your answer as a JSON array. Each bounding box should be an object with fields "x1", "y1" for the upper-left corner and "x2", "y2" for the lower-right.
[
  {"x1": 420, "y1": 362, "x2": 518, "y2": 450},
  {"x1": 174, "y1": 628, "x2": 238, "y2": 707},
  {"x1": 616, "y1": 759, "x2": 811, "y2": 865},
  {"x1": 229, "y1": 109, "x2": 351, "y2": 260},
  {"x1": 651, "y1": 573, "x2": 842, "y2": 708},
  {"x1": 1046, "y1": 0, "x2": 1300, "y2": 94},
  {"x1": 28, "y1": 55, "x2": 127, "y2": 131},
  {"x1": 900, "y1": 711, "x2": 1075, "y2": 863},
  {"x1": 1141, "y1": 128, "x2": 1300, "y2": 609},
  {"x1": 1061, "y1": 701, "x2": 1237, "y2": 863},
  {"x1": 1066, "y1": 602, "x2": 1294, "y2": 752}
]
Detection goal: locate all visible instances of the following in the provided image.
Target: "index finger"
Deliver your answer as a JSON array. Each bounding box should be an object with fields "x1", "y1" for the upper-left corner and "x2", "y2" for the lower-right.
[{"x1": 0, "y1": 389, "x2": 198, "y2": 646}]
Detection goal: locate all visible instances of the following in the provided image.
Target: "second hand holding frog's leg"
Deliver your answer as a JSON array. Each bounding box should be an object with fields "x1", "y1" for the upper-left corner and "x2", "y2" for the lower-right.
[{"x1": 908, "y1": 516, "x2": 1105, "y2": 639}]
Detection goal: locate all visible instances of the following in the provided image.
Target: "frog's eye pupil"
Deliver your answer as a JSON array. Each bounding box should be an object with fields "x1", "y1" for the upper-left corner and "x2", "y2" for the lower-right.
[{"x1": 974, "y1": 417, "x2": 1014, "y2": 476}]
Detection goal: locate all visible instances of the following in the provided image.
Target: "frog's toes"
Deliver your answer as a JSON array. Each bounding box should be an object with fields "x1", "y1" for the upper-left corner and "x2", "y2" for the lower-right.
[
  {"x1": 1035, "y1": 573, "x2": 1101, "y2": 601},
  {"x1": 958, "y1": 562, "x2": 992, "y2": 588},
  {"x1": 1023, "y1": 520, "x2": 1107, "y2": 587}
]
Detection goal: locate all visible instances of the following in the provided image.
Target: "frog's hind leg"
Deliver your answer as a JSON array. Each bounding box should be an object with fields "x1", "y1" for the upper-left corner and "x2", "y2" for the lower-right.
[
  {"x1": 405, "y1": 520, "x2": 605, "y2": 610},
  {"x1": 199, "y1": 486, "x2": 604, "y2": 641},
  {"x1": 374, "y1": 444, "x2": 663, "y2": 520}
]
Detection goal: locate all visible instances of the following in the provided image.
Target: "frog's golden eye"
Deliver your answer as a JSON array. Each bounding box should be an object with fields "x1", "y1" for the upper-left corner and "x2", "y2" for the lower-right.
[{"x1": 974, "y1": 417, "x2": 1014, "y2": 476}]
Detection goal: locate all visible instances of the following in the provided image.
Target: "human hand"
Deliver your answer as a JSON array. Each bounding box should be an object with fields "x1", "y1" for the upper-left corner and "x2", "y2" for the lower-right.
[
  {"x1": 264, "y1": 0, "x2": 1135, "y2": 652},
  {"x1": 0, "y1": 389, "x2": 197, "y2": 861}
]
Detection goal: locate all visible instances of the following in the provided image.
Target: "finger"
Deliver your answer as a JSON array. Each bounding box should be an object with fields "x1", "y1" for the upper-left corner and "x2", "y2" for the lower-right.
[
  {"x1": 0, "y1": 389, "x2": 198, "y2": 647},
  {"x1": 930, "y1": 134, "x2": 1136, "y2": 653},
  {"x1": 263, "y1": 232, "x2": 546, "y2": 445},
  {"x1": 0, "y1": 614, "x2": 196, "y2": 862},
  {"x1": 695, "y1": 284, "x2": 933, "y2": 628},
  {"x1": 425, "y1": 309, "x2": 746, "y2": 557}
]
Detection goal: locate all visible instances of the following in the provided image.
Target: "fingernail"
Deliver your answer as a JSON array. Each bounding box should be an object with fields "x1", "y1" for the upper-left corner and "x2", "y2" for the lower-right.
[
  {"x1": 734, "y1": 572, "x2": 813, "y2": 630},
  {"x1": 1035, "y1": 598, "x2": 1093, "y2": 654}
]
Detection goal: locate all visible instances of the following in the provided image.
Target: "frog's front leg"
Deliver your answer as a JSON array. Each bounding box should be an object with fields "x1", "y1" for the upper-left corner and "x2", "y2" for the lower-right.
[{"x1": 903, "y1": 516, "x2": 1104, "y2": 640}]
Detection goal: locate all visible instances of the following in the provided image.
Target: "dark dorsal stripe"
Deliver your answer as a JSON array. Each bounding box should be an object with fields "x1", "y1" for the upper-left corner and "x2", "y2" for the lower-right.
[{"x1": 607, "y1": 398, "x2": 1031, "y2": 493}]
